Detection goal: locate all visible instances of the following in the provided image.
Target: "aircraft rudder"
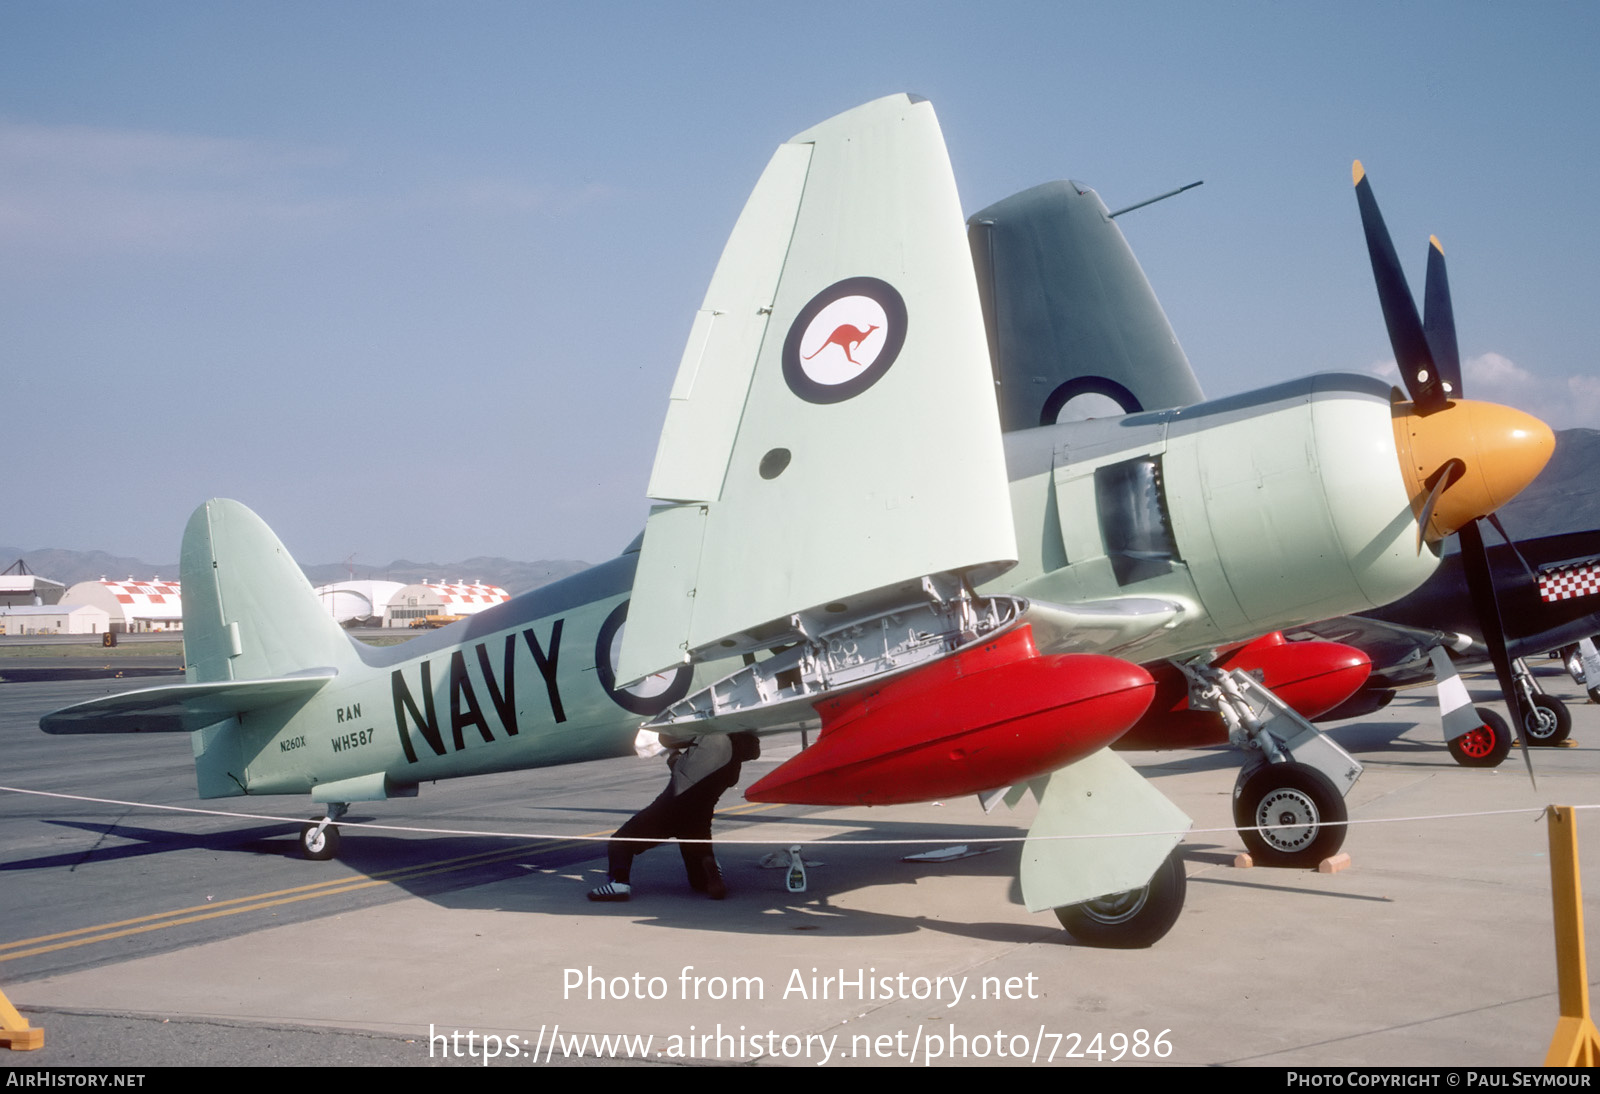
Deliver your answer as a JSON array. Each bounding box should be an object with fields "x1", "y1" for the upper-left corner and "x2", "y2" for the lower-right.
[{"x1": 181, "y1": 499, "x2": 359, "y2": 683}]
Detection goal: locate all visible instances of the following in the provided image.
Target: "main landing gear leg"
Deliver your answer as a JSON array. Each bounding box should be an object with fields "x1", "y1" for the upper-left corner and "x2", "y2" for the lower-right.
[
  {"x1": 1183, "y1": 666, "x2": 1363, "y2": 868},
  {"x1": 300, "y1": 803, "x2": 349, "y2": 861},
  {"x1": 1513, "y1": 658, "x2": 1572, "y2": 746},
  {"x1": 1566, "y1": 637, "x2": 1600, "y2": 704}
]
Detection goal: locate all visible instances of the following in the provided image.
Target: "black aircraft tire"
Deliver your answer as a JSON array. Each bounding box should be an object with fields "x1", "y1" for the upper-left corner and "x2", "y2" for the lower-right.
[
  {"x1": 1589, "y1": 687, "x2": 1600, "y2": 706},
  {"x1": 300, "y1": 821, "x2": 341, "y2": 861},
  {"x1": 1524, "y1": 694, "x2": 1572, "y2": 746},
  {"x1": 1447, "y1": 708, "x2": 1513, "y2": 767},
  {"x1": 1233, "y1": 762, "x2": 1347, "y2": 868},
  {"x1": 1054, "y1": 848, "x2": 1186, "y2": 949}
]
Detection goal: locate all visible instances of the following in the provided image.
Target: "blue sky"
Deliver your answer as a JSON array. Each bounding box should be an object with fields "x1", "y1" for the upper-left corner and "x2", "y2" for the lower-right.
[{"x1": 5, "y1": 2, "x2": 1597, "y2": 567}]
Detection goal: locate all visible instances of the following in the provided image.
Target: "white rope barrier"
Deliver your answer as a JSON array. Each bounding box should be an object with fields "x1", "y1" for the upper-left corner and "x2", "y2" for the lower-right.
[{"x1": 0, "y1": 783, "x2": 1584, "y2": 846}]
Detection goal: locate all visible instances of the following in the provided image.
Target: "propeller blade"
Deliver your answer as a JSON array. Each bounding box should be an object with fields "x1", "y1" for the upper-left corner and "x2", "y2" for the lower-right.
[
  {"x1": 1459, "y1": 520, "x2": 1535, "y2": 788},
  {"x1": 1353, "y1": 161, "x2": 1448, "y2": 413},
  {"x1": 1415, "y1": 457, "x2": 1465, "y2": 552},
  {"x1": 1423, "y1": 235, "x2": 1463, "y2": 398},
  {"x1": 1485, "y1": 511, "x2": 1541, "y2": 586}
]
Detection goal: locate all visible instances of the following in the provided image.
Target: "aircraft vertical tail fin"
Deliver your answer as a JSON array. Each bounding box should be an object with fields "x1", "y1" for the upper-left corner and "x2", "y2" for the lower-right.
[
  {"x1": 181, "y1": 499, "x2": 361, "y2": 683},
  {"x1": 968, "y1": 181, "x2": 1204, "y2": 429}
]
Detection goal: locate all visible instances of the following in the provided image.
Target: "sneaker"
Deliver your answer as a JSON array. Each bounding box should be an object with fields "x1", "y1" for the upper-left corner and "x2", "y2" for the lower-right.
[{"x1": 587, "y1": 881, "x2": 631, "y2": 902}]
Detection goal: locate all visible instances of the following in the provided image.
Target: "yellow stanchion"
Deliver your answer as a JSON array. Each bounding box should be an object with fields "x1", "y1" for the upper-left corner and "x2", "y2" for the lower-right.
[
  {"x1": 1545, "y1": 805, "x2": 1600, "y2": 1066},
  {"x1": 0, "y1": 984, "x2": 43, "y2": 1050}
]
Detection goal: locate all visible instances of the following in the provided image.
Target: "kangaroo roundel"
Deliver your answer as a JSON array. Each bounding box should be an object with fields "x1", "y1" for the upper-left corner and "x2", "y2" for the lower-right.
[{"x1": 782, "y1": 277, "x2": 908, "y2": 404}]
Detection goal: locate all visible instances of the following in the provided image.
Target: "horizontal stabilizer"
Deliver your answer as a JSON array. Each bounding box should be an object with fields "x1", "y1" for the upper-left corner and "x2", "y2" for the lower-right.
[
  {"x1": 40, "y1": 673, "x2": 335, "y2": 734},
  {"x1": 1021, "y1": 748, "x2": 1190, "y2": 912}
]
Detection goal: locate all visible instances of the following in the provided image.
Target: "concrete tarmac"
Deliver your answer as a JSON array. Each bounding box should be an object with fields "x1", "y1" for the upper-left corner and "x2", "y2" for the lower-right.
[{"x1": 3, "y1": 669, "x2": 1599, "y2": 1068}]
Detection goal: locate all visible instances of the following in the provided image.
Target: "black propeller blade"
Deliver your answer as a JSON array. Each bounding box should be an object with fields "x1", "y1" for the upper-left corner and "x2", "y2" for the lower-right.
[
  {"x1": 1353, "y1": 161, "x2": 1451, "y2": 415},
  {"x1": 1354, "y1": 161, "x2": 1534, "y2": 780},
  {"x1": 1423, "y1": 236, "x2": 1463, "y2": 398},
  {"x1": 1460, "y1": 521, "x2": 1536, "y2": 787}
]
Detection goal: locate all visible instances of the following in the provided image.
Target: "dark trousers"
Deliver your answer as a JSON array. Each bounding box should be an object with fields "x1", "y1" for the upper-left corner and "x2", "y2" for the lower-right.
[{"x1": 608, "y1": 778, "x2": 728, "y2": 887}]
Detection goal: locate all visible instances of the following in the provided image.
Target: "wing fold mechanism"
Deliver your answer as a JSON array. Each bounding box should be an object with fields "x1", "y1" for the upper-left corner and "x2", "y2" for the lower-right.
[{"x1": 644, "y1": 593, "x2": 1182, "y2": 737}]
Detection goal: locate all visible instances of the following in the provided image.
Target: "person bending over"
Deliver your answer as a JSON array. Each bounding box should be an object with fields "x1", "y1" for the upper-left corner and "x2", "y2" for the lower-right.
[{"x1": 588, "y1": 731, "x2": 760, "y2": 902}]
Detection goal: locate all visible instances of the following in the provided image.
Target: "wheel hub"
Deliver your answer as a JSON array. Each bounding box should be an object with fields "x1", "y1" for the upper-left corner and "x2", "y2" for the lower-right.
[
  {"x1": 1079, "y1": 886, "x2": 1150, "y2": 925},
  {"x1": 1528, "y1": 708, "x2": 1558, "y2": 740},
  {"x1": 1255, "y1": 789, "x2": 1318, "y2": 852}
]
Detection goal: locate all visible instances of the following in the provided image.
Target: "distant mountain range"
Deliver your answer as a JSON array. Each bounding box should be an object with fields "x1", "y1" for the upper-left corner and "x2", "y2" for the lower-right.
[
  {"x1": 0, "y1": 547, "x2": 592, "y2": 598},
  {"x1": 8, "y1": 428, "x2": 1598, "y2": 595}
]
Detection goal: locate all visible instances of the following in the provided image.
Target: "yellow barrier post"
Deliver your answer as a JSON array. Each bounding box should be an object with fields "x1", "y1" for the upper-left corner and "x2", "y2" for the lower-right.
[
  {"x1": 0, "y1": 984, "x2": 43, "y2": 1050},
  {"x1": 1545, "y1": 805, "x2": 1600, "y2": 1066}
]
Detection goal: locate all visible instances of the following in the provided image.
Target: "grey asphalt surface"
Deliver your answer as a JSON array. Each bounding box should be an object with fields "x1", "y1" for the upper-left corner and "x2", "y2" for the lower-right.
[{"x1": 3, "y1": 665, "x2": 1599, "y2": 1068}]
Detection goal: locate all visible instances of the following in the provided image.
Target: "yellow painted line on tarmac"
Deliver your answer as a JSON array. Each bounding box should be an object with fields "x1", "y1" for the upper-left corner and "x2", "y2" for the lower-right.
[
  {"x1": 0, "y1": 842, "x2": 544, "y2": 954},
  {"x1": 1, "y1": 802, "x2": 787, "y2": 963},
  {"x1": 721, "y1": 801, "x2": 783, "y2": 817},
  {"x1": 0, "y1": 844, "x2": 547, "y2": 962}
]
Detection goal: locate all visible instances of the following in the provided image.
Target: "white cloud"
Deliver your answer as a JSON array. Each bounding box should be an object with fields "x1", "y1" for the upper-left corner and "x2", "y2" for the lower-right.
[
  {"x1": 1462, "y1": 351, "x2": 1532, "y2": 394},
  {"x1": 1361, "y1": 351, "x2": 1599, "y2": 429},
  {"x1": 1458, "y1": 352, "x2": 1600, "y2": 430},
  {"x1": 1463, "y1": 353, "x2": 1545, "y2": 424}
]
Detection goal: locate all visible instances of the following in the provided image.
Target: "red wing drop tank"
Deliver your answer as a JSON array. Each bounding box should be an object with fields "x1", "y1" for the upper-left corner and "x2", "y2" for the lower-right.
[
  {"x1": 1115, "y1": 632, "x2": 1372, "y2": 750},
  {"x1": 745, "y1": 625, "x2": 1156, "y2": 805}
]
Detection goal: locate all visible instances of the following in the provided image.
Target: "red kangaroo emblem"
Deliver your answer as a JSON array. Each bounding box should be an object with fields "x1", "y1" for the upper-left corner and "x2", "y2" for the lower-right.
[{"x1": 804, "y1": 323, "x2": 879, "y2": 367}]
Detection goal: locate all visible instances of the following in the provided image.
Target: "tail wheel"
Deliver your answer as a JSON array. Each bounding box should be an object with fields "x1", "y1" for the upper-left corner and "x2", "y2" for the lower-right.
[
  {"x1": 1523, "y1": 694, "x2": 1572, "y2": 746},
  {"x1": 1055, "y1": 847, "x2": 1186, "y2": 948},
  {"x1": 300, "y1": 820, "x2": 341, "y2": 861},
  {"x1": 1447, "y1": 707, "x2": 1512, "y2": 767},
  {"x1": 1233, "y1": 762, "x2": 1347, "y2": 868}
]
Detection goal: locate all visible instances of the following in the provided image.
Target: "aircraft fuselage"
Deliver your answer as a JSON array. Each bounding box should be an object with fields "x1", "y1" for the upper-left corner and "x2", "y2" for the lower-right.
[
  {"x1": 997, "y1": 373, "x2": 1436, "y2": 661},
  {"x1": 207, "y1": 373, "x2": 1437, "y2": 801}
]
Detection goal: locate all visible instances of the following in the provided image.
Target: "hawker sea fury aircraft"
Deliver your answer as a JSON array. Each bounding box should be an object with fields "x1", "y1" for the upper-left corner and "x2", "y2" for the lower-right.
[
  {"x1": 962, "y1": 163, "x2": 1577, "y2": 842},
  {"x1": 42, "y1": 95, "x2": 1554, "y2": 948}
]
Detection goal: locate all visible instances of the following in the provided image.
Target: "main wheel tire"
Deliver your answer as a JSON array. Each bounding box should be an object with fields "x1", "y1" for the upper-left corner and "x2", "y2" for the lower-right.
[
  {"x1": 300, "y1": 820, "x2": 341, "y2": 861},
  {"x1": 1054, "y1": 847, "x2": 1186, "y2": 948},
  {"x1": 1589, "y1": 687, "x2": 1600, "y2": 706},
  {"x1": 1447, "y1": 708, "x2": 1513, "y2": 767},
  {"x1": 1233, "y1": 762, "x2": 1347, "y2": 868},
  {"x1": 1523, "y1": 694, "x2": 1572, "y2": 746}
]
